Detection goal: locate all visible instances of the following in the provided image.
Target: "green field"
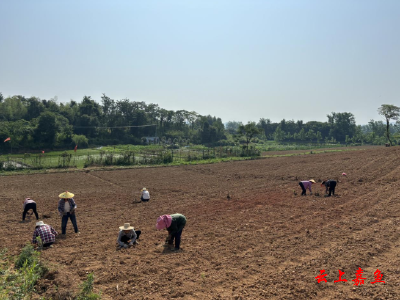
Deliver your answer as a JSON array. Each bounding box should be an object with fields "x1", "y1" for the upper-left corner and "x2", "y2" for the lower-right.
[{"x1": 0, "y1": 142, "x2": 366, "y2": 174}]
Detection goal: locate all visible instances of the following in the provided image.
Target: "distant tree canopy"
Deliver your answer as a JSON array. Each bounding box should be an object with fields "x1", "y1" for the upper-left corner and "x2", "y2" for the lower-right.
[
  {"x1": 0, "y1": 92, "x2": 398, "y2": 152},
  {"x1": 0, "y1": 93, "x2": 227, "y2": 152}
]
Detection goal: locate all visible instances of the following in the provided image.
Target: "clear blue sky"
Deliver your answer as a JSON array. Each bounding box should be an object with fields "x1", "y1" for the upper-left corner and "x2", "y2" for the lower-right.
[{"x1": 1, "y1": 0, "x2": 399, "y2": 125}]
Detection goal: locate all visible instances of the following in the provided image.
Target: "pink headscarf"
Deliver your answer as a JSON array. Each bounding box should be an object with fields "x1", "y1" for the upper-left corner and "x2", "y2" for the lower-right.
[{"x1": 156, "y1": 215, "x2": 172, "y2": 230}]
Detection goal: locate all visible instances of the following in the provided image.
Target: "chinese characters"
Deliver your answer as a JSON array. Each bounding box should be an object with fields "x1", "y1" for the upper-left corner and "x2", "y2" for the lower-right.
[{"x1": 315, "y1": 269, "x2": 385, "y2": 285}]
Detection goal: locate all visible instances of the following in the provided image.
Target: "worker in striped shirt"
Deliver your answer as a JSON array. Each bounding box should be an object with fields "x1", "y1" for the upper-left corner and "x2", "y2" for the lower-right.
[{"x1": 32, "y1": 221, "x2": 58, "y2": 248}]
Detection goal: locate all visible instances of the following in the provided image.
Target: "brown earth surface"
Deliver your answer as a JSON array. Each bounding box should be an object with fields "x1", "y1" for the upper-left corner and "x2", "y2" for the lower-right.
[{"x1": 1, "y1": 146, "x2": 400, "y2": 299}]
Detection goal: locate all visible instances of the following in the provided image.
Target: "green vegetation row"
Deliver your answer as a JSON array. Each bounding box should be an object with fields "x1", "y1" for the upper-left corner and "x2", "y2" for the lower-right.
[
  {"x1": 0, "y1": 245, "x2": 100, "y2": 299},
  {"x1": 0, "y1": 146, "x2": 261, "y2": 171}
]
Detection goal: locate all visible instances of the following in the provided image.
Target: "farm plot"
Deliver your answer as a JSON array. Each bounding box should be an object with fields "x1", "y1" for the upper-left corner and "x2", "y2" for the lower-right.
[{"x1": 1, "y1": 146, "x2": 400, "y2": 299}]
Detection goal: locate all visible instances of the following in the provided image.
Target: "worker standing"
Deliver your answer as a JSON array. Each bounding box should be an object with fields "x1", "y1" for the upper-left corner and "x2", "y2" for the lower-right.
[{"x1": 57, "y1": 191, "x2": 79, "y2": 235}]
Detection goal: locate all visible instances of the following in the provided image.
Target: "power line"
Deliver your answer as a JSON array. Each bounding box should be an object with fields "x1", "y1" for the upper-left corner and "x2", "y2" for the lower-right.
[{"x1": 73, "y1": 124, "x2": 157, "y2": 129}]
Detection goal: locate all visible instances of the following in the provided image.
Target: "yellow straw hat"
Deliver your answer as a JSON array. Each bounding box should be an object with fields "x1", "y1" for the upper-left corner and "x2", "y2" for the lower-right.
[
  {"x1": 309, "y1": 179, "x2": 316, "y2": 184},
  {"x1": 59, "y1": 191, "x2": 74, "y2": 199},
  {"x1": 142, "y1": 188, "x2": 147, "y2": 191}
]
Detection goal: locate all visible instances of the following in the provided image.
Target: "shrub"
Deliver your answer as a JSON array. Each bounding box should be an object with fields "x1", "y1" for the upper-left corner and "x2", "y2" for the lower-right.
[
  {"x1": 15, "y1": 244, "x2": 37, "y2": 269},
  {"x1": 77, "y1": 273, "x2": 101, "y2": 300},
  {"x1": 0, "y1": 244, "x2": 48, "y2": 298}
]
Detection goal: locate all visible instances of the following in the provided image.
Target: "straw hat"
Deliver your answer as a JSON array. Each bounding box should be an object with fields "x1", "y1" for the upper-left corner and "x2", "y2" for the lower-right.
[
  {"x1": 142, "y1": 188, "x2": 147, "y2": 191},
  {"x1": 59, "y1": 191, "x2": 74, "y2": 199},
  {"x1": 119, "y1": 223, "x2": 134, "y2": 230},
  {"x1": 36, "y1": 221, "x2": 46, "y2": 227},
  {"x1": 309, "y1": 179, "x2": 316, "y2": 183}
]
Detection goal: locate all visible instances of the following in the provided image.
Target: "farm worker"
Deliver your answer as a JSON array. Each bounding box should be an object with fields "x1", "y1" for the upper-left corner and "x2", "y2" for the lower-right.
[
  {"x1": 57, "y1": 191, "x2": 79, "y2": 235},
  {"x1": 141, "y1": 187, "x2": 150, "y2": 202},
  {"x1": 156, "y1": 213, "x2": 186, "y2": 251},
  {"x1": 32, "y1": 221, "x2": 58, "y2": 248},
  {"x1": 22, "y1": 197, "x2": 39, "y2": 221},
  {"x1": 322, "y1": 180, "x2": 337, "y2": 197},
  {"x1": 298, "y1": 179, "x2": 316, "y2": 196},
  {"x1": 117, "y1": 223, "x2": 142, "y2": 249}
]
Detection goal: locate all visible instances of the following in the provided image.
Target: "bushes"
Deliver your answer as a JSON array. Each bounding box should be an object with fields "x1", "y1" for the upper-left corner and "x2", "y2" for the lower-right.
[
  {"x1": 1, "y1": 246, "x2": 101, "y2": 299},
  {"x1": 76, "y1": 273, "x2": 101, "y2": 300},
  {"x1": 57, "y1": 151, "x2": 75, "y2": 168},
  {"x1": 1, "y1": 244, "x2": 48, "y2": 299}
]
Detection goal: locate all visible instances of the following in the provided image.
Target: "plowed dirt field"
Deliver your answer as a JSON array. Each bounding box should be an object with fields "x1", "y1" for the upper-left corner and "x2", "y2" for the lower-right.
[{"x1": 1, "y1": 146, "x2": 400, "y2": 299}]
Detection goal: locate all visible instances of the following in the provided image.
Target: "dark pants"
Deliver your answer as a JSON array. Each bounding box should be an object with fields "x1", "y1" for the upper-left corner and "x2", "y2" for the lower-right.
[
  {"x1": 299, "y1": 182, "x2": 306, "y2": 195},
  {"x1": 141, "y1": 197, "x2": 149, "y2": 202},
  {"x1": 328, "y1": 181, "x2": 337, "y2": 196},
  {"x1": 23, "y1": 203, "x2": 39, "y2": 220},
  {"x1": 61, "y1": 212, "x2": 79, "y2": 234},
  {"x1": 167, "y1": 229, "x2": 183, "y2": 249},
  {"x1": 43, "y1": 242, "x2": 53, "y2": 247},
  {"x1": 120, "y1": 230, "x2": 141, "y2": 244}
]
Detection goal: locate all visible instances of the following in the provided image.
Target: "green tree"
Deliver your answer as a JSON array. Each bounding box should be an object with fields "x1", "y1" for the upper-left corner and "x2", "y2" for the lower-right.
[
  {"x1": 0, "y1": 96, "x2": 28, "y2": 121},
  {"x1": 298, "y1": 128, "x2": 306, "y2": 141},
  {"x1": 273, "y1": 126, "x2": 285, "y2": 142},
  {"x1": 72, "y1": 134, "x2": 89, "y2": 148},
  {"x1": 25, "y1": 97, "x2": 45, "y2": 120},
  {"x1": 34, "y1": 111, "x2": 58, "y2": 148},
  {"x1": 327, "y1": 112, "x2": 356, "y2": 142},
  {"x1": 378, "y1": 104, "x2": 400, "y2": 146},
  {"x1": 306, "y1": 129, "x2": 316, "y2": 142},
  {"x1": 226, "y1": 121, "x2": 242, "y2": 135},
  {"x1": 316, "y1": 131, "x2": 322, "y2": 144},
  {"x1": 237, "y1": 122, "x2": 262, "y2": 149}
]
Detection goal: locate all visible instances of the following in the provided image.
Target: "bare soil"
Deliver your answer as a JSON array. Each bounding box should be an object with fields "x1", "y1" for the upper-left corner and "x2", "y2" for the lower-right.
[{"x1": 1, "y1": 146, "x2": 399, "y2": 299}]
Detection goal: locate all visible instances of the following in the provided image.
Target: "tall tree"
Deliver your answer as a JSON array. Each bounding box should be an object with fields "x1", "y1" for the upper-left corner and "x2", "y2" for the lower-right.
[
  {"x1": 273, "y1": 126, "x2": 285, "y2": 142},
  {"x1": 327, "y1": 112, "x2": 356, "y2": 142},
  {"x1": 378, "y1": 104, "x2": 400, "y2": 146},
  {"x1": 34, "y1": 111, "x2": 58, "y2": 148},
  {"x1": 237, "y1": 122, "x2": 262, "y2": 149}
]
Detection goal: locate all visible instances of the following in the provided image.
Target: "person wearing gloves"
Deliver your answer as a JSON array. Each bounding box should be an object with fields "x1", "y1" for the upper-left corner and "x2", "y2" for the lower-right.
[
  {"x1": 156, "y1": 213, "x2": 186, "y2": 251},
  {"x1": 22, "y1": 197, "x2": 39, "y2": 221},
  {"x1": 117, "y1": 223, "x2": 141, "y2": 249},
  {"x1": 322, "y1": 179, "x2": 337, "y2": 197},
  {"x1": 32, "y1": 221, "x2": 58, "y2": 248},
  {"x1": 298, "y1": 179, "x2": 316, "y2": 196},
  {"x1": 141, "y1": 188, "x2": 150, "y2": 202},
  {"x1": 57, "y1": 191, "x2": 79, "y2": 235}
]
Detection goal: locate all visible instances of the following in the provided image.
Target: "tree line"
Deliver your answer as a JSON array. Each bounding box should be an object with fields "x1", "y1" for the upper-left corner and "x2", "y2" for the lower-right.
[{"x1": 0, "y1": 92, "x2": 399, "y2": 153}]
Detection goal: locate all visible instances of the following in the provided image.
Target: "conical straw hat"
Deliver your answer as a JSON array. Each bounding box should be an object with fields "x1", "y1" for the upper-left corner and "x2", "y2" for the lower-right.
[{"x1": 59, "y1": 191, "x2": 74, "y2": 199}]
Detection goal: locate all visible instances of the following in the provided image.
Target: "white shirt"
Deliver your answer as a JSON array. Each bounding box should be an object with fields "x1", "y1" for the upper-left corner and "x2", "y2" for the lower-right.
[
  {"x1": 64, "y1": 201, "x2": 70, "y2": 213},
  {"x1": 141, "y1": 190, "x2": 150, "y2": 200}
]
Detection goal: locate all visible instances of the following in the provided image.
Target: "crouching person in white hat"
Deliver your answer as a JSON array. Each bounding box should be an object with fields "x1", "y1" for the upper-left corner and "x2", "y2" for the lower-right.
[
  {"x1": 117, "y1": 223, "x2": 141, "y2": 249},
  {"x1": 140, "y1": 188, "x2": 150, "y2": 202},
  {"x1": 32, "y1": 221, "x2": 58, "y2": 249}
]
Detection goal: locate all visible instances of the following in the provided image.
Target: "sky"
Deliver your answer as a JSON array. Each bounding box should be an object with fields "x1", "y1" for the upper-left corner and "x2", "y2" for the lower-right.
[{"x1": 0, "y1": 0, "x2": 399, "y2": 125}]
